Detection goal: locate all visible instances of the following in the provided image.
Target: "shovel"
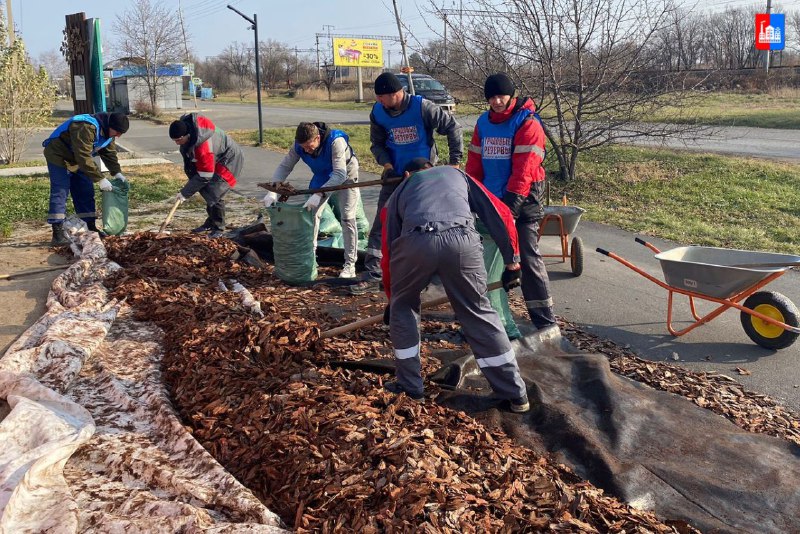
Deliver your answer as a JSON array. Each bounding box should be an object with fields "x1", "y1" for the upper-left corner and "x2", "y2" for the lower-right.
[
  {"x1": 320, "y1": 280, "x2": 505, "y2": 339},
  {"x1": 157, "y1": 197, "x2": 182, "y2": 235},
  {"x1": 258, "y1": 177, "x2": 403, "y2": 201},
  {"x1": 0, "y1": 264, "x2": 70, "y2": 280}
]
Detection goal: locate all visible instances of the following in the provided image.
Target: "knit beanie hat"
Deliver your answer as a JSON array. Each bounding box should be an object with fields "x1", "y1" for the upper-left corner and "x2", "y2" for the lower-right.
[
  {"x1": 374, "y1": 72, "x2": 404, "y2": 95},
  {"x1": 169, "y1": 120, "x2": 189, "y2": 139},
  {"x1": 484, "y1": 73, "x2": 516, "y2": 100},
  {"x1": 108, "y1": 112, "x2": 129, "y2": 134}
]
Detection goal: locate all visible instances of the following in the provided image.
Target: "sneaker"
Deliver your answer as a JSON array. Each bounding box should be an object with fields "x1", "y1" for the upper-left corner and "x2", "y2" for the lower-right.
[
  {"x1": 349, "y1": 277, "x2": 381, "y2": 295},
  {"x1": 384, "y1": 381, "x2": 424, "y2": 403},
  {"x1": 510, "y1": 396, "x2": 530, "y2": 413},
  {"x1": 339, "y1": 264, "x2": 357, "y2": 278},
  {"x1": 191, "y1": 225, "x2": 212, "y2": 234},
  {"x1": 208, "y1": 230, "x2": 224, "y2": 238}
]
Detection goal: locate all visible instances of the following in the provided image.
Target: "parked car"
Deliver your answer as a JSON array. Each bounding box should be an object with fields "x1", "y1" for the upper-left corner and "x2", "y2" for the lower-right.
[{"x1": 397, "y1": 73, "x2": 456, "y2": 112}]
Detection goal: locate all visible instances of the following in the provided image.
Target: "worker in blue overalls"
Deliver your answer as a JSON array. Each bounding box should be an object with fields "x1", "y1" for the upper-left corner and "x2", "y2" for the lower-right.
[{"x1": 42, "y1": 112, "x2": 129, "y2": 245}]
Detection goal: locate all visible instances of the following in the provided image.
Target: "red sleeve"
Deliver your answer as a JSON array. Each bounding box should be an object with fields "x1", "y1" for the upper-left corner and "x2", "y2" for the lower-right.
[
  {"x1": 506, "y1": 116, "x2": 546, "y2": 197},
  {"x1": 380, "y1": 206, "x2": 391, "y2": 299},
  {"x1": 194, "y1": 139, "x2": 215, "y2": 175},
  {"x1": 464, "y1": 126, "x2": 484, "y2": 182}
]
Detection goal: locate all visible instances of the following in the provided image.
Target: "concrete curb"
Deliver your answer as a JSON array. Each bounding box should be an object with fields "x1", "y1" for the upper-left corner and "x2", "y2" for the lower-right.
[{"x1": 0, "y1": 157, "x2": 173, "y2": 177}]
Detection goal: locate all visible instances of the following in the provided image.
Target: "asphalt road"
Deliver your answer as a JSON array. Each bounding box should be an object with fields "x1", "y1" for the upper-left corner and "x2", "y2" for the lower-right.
[{"x1": 19, "y1": 100, "x2": 800, "y2": 411}]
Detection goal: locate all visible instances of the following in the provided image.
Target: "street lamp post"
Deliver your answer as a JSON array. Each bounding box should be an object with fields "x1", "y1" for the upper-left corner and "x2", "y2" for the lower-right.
[{"x1": 227, "y1": 5, "x2": 263, "y2": 145}]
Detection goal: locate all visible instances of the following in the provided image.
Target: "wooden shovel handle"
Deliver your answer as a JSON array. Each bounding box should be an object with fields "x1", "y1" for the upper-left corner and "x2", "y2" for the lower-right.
[
  {"x1": 158, "y1": 198, "x2": 182, "y2": 234},
  {"x1": 320, "y1": 280, "x2": 505, "y2": 339},
  {"x1": 0, "y1": 264, "x2": 70, "y2": 280}
]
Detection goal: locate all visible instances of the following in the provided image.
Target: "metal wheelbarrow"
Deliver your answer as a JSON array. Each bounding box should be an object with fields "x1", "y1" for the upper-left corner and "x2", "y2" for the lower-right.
[
  {"x1": 597, "y1": 238, "x2": 800, "y2": 349},
  {"x1": 538, "y1": 203, "x2": 586, "y2": 277}
]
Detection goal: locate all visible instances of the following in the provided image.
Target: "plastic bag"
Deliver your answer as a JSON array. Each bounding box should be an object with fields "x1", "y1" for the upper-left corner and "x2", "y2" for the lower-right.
[
  {"x1": 267, "y1": 204, "x2": 317, "y2": 285},
  {"x1": 476, "y1": 220, "x2": 522, "y2": 340},
  {"x1": 101, "y1": 177, "x2": 129, "y2": 235}
]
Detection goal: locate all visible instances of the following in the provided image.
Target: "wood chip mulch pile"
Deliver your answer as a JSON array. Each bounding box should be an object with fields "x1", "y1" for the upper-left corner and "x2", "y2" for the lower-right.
[{"x1": 104, "y1": 233, "x2": 694, "y2": 533}]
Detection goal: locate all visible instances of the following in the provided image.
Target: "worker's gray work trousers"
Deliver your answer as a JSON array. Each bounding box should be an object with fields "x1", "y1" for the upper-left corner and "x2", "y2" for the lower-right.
[
  {"x1": 198, "y1": 176, "x2": 230, "y2": 231},
  {"x1": 517, "y1": 215, "x2": 556, "y2": 329},
  {"x1": 388, "y1": 226, "x2": 527, "y2": 400}
]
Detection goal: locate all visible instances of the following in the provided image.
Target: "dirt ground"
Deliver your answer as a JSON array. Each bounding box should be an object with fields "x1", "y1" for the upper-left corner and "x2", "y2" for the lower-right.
[{"x1": 0, "y1": 191, "x2": 262, "y2": 355}]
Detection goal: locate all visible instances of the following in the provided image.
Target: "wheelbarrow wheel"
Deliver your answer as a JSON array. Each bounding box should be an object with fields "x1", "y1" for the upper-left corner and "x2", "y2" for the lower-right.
[
  {"x1": 570, "y1": 236, "x2": 584, "y2": 277},
  {"x1": 740, "y1": 291, "x2": 800, "y2": 350}
]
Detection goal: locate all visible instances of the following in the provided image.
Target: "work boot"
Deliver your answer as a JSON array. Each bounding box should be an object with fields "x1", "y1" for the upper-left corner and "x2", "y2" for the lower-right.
[
  {"x1": 509, "y1": 395, "x2": 530, "y2": 413},
  {"x1": 191, "y1": 224, "x2": 212, "y2": 234},
  {"x1": 51, "y1": 224, "x2": 69, "y2": 246},
  {"x1": 384, "y1": 381, "x2": 424, "y2": 403},
  {"x1": 349, "y1": 276, "x2": 381, "y2": 295}
]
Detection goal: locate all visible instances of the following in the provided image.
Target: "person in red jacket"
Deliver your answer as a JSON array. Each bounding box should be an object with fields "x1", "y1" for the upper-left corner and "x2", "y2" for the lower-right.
[
  {"x1": 169, "y1": 113, "x2": 244, "y2": 236},
  {"x1": 465, "y1": 73, "x2": 557, "y2": 331}
]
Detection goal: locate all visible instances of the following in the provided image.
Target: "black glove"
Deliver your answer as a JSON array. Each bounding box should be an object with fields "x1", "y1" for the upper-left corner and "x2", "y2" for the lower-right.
[
  {"x1": 381, "y1": 167, "x2": 399, "y2": 181},
  {"x1": 501, "y1": 268, "x2": 521, "y2": 292},
  {"x1": 383, "y1": 304, "x2": 391, "y2": 325},
  {"x1": 502, "y1": 191, "x2": 526, "y2": 219}
]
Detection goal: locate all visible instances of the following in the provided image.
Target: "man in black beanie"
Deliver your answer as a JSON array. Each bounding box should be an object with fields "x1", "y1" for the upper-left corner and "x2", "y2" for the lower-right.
[
  {"x1": 42, "y1": 112, "x2": 130, "y2": 245},
  {"x1": 350, "y1": 71, "x2": 464, "y2": 294},
  {"x1": 465, "y1": 72, "x2": 558, "y2": 334},
  {"x1": 168, "y1": 113, "x2": 244, "y2": 236}
]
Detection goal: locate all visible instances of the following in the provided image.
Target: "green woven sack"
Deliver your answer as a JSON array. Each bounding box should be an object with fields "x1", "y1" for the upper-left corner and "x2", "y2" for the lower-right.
[
  {"x1": 317, "y1": 203, "x2": 342, "y2": 238},
  {"x1": 328, "y1": 193, "x2": 371, "y2": 249},
  {"x1": 267, "y1": 204, "x2": 318, "y2": 285},
  {"x1": 476, "y1": 220, "x2": 522, "y2": 340},
  {"x1": 101, "y1": 177, "x2": 129, "y2": 235}
]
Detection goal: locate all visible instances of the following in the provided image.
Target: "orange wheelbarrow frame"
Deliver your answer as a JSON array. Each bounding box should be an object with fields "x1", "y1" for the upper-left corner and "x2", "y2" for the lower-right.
[{"x1": 597, "y1": 238, "x2": 800, "y2": 348}]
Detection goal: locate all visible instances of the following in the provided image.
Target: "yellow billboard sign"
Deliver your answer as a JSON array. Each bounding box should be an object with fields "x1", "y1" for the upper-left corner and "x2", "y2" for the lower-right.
[{"x1": 333, "y1": 38, "x2": 384, "y2": 67}]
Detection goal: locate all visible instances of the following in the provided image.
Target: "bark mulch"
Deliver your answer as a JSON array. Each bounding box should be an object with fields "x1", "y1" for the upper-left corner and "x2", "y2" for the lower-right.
[{"x1": 106, "y1": 232, "x2": 793, "y2": 532}]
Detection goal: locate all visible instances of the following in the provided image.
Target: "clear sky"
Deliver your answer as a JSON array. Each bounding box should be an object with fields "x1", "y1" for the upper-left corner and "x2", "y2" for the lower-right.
[
  {"x1": 8, "y1": 0, "x2": 798, "y2": 64},
  {"x1": 9, "y1": 0, "x2": 444, "y2": 64}
]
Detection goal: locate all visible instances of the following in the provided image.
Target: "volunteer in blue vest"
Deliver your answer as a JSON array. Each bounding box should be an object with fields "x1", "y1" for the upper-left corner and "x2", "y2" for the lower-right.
[
  {"x1": 263, "y1": 122, "x2": 361, "y2": 278},
  {"x1": 380, "y1": 158, "x2": 529, "y2": 413},
  {"x1": 43, "y1": 112, "x2": 129, "y2": 245},
  {"x1": 351, "y1": 72, "x2": 464, "y2": 294},
  {"x1": 465, "y1": 73, "x2": 557, "y2": 332}
]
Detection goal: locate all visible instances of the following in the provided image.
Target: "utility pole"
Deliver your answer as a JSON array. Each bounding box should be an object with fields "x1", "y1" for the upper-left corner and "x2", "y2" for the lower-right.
[
  {"x1": 765, "y1": 0, "x2": 772, "y2": 73},
  {"x1": 443, "y1": 12, "x2": 448, "y2": 64},
  {"x1": 177, "y1": 0, "x2": 198, "y2": 109},
  {"x1": 227, "y1": 5, "x2": 262, "y2": 145},
  {"x1": 315, "y1": 35, "x2": 320, "y2": 75},
  {"x1": 391, "y1": 0, "x2": 415, "y2": 95},
  {"x1": 5, "y1": 0, "x2": 14, "y2": 46}
]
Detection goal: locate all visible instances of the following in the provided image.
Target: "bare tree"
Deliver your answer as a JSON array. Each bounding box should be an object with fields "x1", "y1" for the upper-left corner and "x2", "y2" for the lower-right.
[
  {"x1": 220, "y1": 42, "x2": 254, "y2": 100},
  {"x1": 112, "y1": 0, "x2": 184, "y2": 112},
  {"x1": 426, "y1": 0, "x2": 708, "y2": 181},
  {"x1": 37, "y1": 48, "x2": 70, "y2": 96}
]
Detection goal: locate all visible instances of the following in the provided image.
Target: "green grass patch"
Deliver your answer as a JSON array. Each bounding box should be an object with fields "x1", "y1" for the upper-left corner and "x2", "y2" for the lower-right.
[
  {"x1": 650, "y1": 91, "x2": 800, "y2": 129},
  {"x1": 214, "y1": 92, "x2": 374, "y2": 111},
  {"x1": 555, "y1": 145, "x2": 800, "y2": 254},
  {"x1": 238, "y1": 125, "x2": 800, "y2": 254},
  {"x1": 0, "y1": 164, "x2": 185, "y2": 239}
]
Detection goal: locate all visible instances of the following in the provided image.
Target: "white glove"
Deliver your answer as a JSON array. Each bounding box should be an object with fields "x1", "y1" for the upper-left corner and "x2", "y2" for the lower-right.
[
  {"x1": 98, "y1": 178, "x2": 113, "y2": 192},
  {"x1": 263, "y1": 190, "x2": 279, "y2": 208},
  {"x1": 114, "y1": 172, "x2": 127, "y2": 182},
  {"x1": 302, "y1": 193, "x2": 323, "y2": 212},
  {"x1": 176, "y1": 192, "x2": 187, "y2": 203}
]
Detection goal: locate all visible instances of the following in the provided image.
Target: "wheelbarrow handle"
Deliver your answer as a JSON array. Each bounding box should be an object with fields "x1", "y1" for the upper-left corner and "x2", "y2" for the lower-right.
[
  {"x1": 596, "y1": 247, "x2": 610, "y2": 256},
  {"x1": 634, "y1": 237, "x2": 661, "y2": 254}
]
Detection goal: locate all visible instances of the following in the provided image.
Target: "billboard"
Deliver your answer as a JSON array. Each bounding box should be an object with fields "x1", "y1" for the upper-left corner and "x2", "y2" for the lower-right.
[{"x1": 333, "y1": 38, "x2": 384, "y2": 68}]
